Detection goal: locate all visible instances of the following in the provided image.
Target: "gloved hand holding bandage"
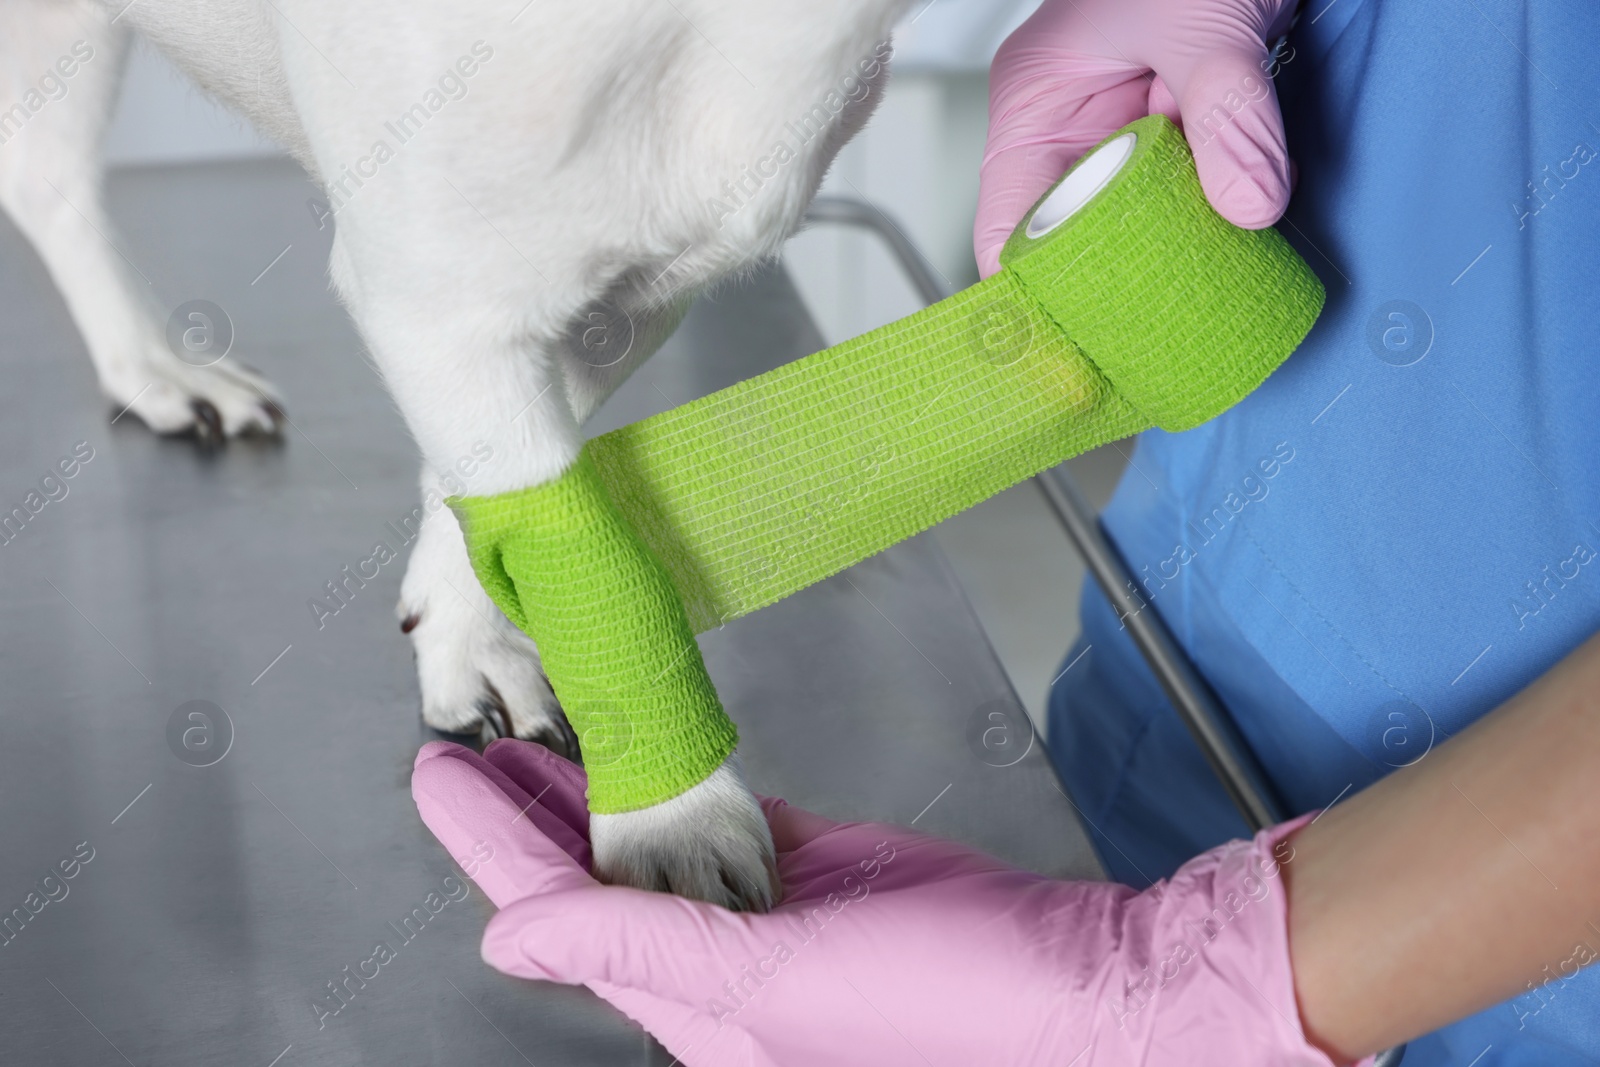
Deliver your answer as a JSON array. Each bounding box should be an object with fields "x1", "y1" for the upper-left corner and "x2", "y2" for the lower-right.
[
  {"x1": 450, "y1": 115, "x2": 1324, "y2": 816},
  {"x1": 975, "y1": 0, "x2": 1299, "y2": 277}
]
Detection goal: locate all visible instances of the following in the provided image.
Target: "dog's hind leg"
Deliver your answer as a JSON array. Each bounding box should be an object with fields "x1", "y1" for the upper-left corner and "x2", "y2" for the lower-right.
[{"x1": 0, "y1": 0, "x2": 282, "y2": 441}]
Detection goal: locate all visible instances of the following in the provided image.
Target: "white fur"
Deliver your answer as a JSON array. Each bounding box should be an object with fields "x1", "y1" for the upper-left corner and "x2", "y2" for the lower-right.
[
  {"x1": 592, "y1": 755, "x2": 779, "y2": 912},
  {"x1": 0, "y1": 0, "x2": 282, "y2": 439},
  {"x1": 2, "y1": 0, "x2": 909, "y2": 907}
]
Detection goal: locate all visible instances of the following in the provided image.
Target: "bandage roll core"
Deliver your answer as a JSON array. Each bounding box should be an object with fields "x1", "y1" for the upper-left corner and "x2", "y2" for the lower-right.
[
  {"x1": 999, "y1": 124, "x2": 1319, "y2": 431},
  {"x1": 453, "y1": 116, "x2": 1325, "y2": 813}
]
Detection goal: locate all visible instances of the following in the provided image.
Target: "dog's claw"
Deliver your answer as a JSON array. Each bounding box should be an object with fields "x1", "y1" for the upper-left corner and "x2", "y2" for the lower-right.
[
  {"x1": 475, "y1": 682, "x2": 514, "y2": 741},
  {"x1": 260, "y1": 398, "x2": 287, "y2": 433},
  {"x1": 527, "y1": 714, "x2": 579, "y2": 762},
  {"x1": 189, "y1": 397, "x2": 224, "y2": 447}
]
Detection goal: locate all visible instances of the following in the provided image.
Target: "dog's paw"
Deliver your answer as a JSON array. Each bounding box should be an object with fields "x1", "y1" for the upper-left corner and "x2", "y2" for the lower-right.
[
  {"x1": 590, "y1": 755, "x2": 780, "y2": 912},
  {"x1": 399, "y1": 498, "x2": 577, "y2": 755},
  {"x1": 105, "y1": 347, "x2": 284, "y2": 444},
  {"x1": 400, "y1": 589, "x2": 577, "y2": 755}
]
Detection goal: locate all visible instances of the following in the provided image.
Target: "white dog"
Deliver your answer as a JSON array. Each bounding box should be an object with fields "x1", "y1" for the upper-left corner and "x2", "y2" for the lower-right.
[{"x1": 0, "y1": 0, "x2": 912, "y2": 910}]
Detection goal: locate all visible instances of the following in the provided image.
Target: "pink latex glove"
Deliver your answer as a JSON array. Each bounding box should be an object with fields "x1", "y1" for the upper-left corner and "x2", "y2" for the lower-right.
[
  {"x1": 414, "y1": 738, "x2": 1367, "y2": 1066},
  {"x1": 975, "y1": 0, "x2": 1298, "y2": 277}
]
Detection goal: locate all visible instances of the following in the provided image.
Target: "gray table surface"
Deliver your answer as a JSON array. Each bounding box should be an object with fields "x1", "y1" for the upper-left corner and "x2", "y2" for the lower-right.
[{"x1": 0, "y1": 158, "x2": 1101, "y2": 1065}]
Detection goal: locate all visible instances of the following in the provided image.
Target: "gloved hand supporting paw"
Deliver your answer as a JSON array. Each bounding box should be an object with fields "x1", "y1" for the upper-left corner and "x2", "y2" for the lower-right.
[{"x1": 413, "y1": 737, "x2": 1366, "y2": 1067}]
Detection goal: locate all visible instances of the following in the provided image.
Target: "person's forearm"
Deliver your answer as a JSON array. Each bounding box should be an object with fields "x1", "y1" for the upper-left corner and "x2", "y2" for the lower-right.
[{"x1": 1283, "y1": 628, "x2": 1600, "y2": 1062}]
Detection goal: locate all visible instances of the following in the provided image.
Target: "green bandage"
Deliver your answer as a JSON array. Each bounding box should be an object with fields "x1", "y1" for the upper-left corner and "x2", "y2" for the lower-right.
[
  {"x1": 453, "y1": 116, "x2": 1325, "y2": 812},
  {"x1": 454, "y1": 450, "x2": 737, "y2": 813}
]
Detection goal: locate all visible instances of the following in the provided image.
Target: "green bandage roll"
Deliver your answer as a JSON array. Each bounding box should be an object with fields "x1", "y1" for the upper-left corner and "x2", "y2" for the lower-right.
[{"x1": 453, "y1": 116, "x2": 1325, "y2": 813}]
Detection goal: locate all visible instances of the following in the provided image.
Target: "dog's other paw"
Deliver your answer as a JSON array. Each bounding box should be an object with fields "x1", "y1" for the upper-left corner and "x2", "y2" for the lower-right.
[
  {"x1": 590, "y1": 755, "x2": 780, "y2": 912},
  {"x1": 106, "y1": 346, "x2": 285, "y2": 444}
]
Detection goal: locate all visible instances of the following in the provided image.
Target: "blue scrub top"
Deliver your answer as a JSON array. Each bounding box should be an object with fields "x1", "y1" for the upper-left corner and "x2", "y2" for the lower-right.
[{"x1": 1046, "y1": 1, "x2": 1600, "y2": 1062}]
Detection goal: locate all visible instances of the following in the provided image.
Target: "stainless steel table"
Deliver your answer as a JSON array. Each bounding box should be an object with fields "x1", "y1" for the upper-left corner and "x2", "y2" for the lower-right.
[{"x1": 0, "y1": 158, "x2": 1101, "y2": 1065}]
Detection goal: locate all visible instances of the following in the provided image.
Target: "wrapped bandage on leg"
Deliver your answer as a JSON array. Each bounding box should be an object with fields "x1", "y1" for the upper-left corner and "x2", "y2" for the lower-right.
[
  {"x1": 451, "y1": 116, "x2": 1325, "y2": 812},
  {"x1": 452, "y1": 451, "x2": 736, "y2": 814}
]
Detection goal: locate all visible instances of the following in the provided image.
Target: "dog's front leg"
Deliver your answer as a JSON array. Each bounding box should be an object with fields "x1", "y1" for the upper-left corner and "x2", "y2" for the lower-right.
[
  {"x1": 397, "y1": 461, "x2": 574, "y2": 754},
  {"x1": 327, "y1": 205, "x2": 776, "y2": 910},
  {"x1": 394, "y1": 458, "x2": 778, "y2": 914}
]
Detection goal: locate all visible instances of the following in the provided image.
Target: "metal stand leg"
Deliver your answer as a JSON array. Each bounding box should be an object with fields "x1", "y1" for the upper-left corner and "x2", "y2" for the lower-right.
[
  {"x1": 1032, "y1": 468, "x2": 1287, "y2": 829},
  {"x1": 804, "y1": 196, "x2": 954, "y2": 304},
  {"x1": 802, "y1": 196, "x2": 1405, "y2": 1067}
]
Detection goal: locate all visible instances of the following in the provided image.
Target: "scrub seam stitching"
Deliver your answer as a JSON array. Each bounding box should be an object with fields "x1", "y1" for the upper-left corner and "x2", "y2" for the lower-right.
[{"x1": 1234, "y1": 520, "x2": 1423, "y2": 711}]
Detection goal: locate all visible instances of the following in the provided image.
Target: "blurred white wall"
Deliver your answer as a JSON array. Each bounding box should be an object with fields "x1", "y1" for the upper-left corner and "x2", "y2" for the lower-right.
[
  {"x1": 102, "y1": 35, "x2": 278, "y2": 166},
  {"x1": 783, "y1": 0, "x2": 1035, "y2": 343}
]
